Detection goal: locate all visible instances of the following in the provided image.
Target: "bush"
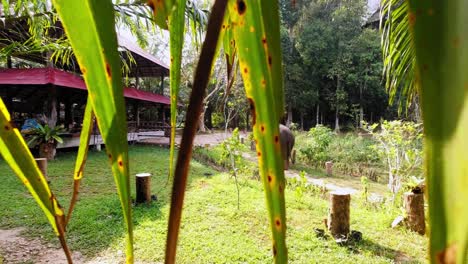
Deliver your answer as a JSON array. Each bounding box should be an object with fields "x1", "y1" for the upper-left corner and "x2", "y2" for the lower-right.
[
  {"x1": 365, "y1": 120, "x2": 423, "y2": 196},
  {"x1": 298, "y1": 125, "x2": 333, "y2": 167}
]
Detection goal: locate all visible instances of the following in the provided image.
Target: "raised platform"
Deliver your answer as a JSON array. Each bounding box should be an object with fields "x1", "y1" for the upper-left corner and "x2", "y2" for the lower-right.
[{"x1": 57, "y1": 131, "x2": 164, "y2": 149}]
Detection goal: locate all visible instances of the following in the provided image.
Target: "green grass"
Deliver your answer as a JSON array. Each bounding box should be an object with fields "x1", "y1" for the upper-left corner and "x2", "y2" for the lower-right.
[{"x1": 0, "y1": 145, "x2": 427, "y2": 263}]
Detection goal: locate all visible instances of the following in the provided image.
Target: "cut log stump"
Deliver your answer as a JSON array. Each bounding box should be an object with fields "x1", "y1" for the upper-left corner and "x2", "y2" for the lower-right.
[
  {"x1": 404, "y1": 192, "x2": 425, "y2": 235},
  {"x1": 35, "y1": 158, "x2": 48, "y2": 182},
  {"x1": 250, "y1": 140, "x2": 256, "y2": 151},
  {"x1": 328, "y1": 190, "x2": 351, "y2": 239},
  {"x1": 325, "y1": 161, "x2": 333, "y2": 176},
  {"x1": 136, "y1": 173, "x2": 152, "y2": 204}
]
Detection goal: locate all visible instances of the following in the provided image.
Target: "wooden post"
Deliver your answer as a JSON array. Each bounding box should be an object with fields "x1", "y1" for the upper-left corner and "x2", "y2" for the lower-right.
[
  {"x1": 135, "y1": 173, "x2": 152, "y2": 204},
  {"x1": 327, "y1": 190, "x2": 351, "y2": 239},
  {"x1": 404, "y1": 192, "x2": 425, "y2": 235},
  {"x1": 35, "y1": 158, "x2": 48, "y2": 182},
  {"x1": 326, "y1": 161, "x2": 333, "y2": 176}
]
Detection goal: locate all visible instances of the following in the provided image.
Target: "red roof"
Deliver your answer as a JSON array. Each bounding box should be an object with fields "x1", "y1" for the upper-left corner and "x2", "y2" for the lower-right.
[{"x1": 0, "y1": 67, "x2": 170, "y2": 105}]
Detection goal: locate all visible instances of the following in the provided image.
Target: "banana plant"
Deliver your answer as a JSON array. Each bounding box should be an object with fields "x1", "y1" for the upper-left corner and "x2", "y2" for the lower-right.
[{"x1": 407, "y1": 1, "x2": 468, "y2": 263}]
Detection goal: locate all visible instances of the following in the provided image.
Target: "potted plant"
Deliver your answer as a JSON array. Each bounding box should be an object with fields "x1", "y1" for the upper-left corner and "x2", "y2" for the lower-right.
[{"x1": 26, "y1": 124, "x2": 64, "y2": 160}]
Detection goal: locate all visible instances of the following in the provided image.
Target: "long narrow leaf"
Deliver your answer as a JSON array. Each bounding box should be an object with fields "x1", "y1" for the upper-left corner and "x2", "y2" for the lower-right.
[
  {"x1": 407, "y1": 0, "x2": 468, "y2": 263},
  {"x1": 229, "y1": 0, "x2": 287, "y2": 262},
  {"x1": 52, "y1": 1, "x2": 134, "y2": 262},
  {"x1": 148, "y1": 0, "x2": 187, "y2": 181},
  {"x1": 0, "y1": 98, "x2": 72, "y2": 263},
  {"x1": 66, "y1": 96, "x2": 94, "y2": 226}
]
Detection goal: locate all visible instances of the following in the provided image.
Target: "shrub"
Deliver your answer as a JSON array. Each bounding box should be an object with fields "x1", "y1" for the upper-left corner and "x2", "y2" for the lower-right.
[
  {"x1": 365, "y1": 120, "x2": 423, "y2": 198},
  {"x1": 298, "y1": 125, "x2": 334, "y2": 168}
]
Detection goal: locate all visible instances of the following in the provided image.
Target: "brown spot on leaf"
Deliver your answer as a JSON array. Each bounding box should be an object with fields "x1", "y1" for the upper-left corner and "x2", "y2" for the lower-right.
[
  {"x1": 147, "y1": 0, "x2": 155, "y2": 12},
  {"x1": 422, "y1": 64, "x2": 429, "y2": 72},
  {"x1": 268, "y1": 175, "x2": 272, "y2": 182},
  {"x1": 436, "y1": 244, "x2": 457, "y2": 264},
  {"x1": 118, "y1": 160, "x2": 123, "y2": 167},
  {"x1": 262, "y1": 37, "x2": 267, "y2": 45},
  {"x1": 248, "y1": 98, "x2": 256, "y2": 125},
  {"x1": 108, "y1": 154, "x2": 112, "y2": 160},
  {"x1": 453, "y1": 37, "x2": 460, "y2": 48},
  {"x1": 237, "y1": 0, "x2": 246, "y2": 15},
  {"x1": 222, "y1": 24, "x2": 226, "y2": 29},
  {"x1": 279, "y1": 184, "x2": 284, "y2": 194},
  {"x1": 105, "y1": 63, "x2": 112, "y2": 79},
  {"x1": 243, "y1": 67, "x2": 248, "y2": 74},
  {"x1": 257, "y1": 152, "x2": 261, "y2": 157},
  {"x1": 273, "y1": 245, "x2": 277, "y2": 257},
  {"x1": 275, "y1": 135, "x2": 279, "y2": 143},
  {"x1": 4, "y1": 125, "x2": 10, "y2": 130},
  {"x1": 275, "y1": 218, "x2": 281, "y2": 228},
  {"x1": 268, "y1": 56, "x2": 272, "y2": 66},
  {"x1": 261, "y1": 79, "x2": 266, "y2": 87},
  {"x1": 409, "y1": 12, "x2": 416, "y2": 27},
  {"x1": 261, "y1": 125, "x2": 265, "y2": 132}
]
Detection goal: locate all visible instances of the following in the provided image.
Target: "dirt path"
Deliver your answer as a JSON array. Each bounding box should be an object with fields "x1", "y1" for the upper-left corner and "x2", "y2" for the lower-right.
[
  {"x1": 0, "y1": 228, "x2": 84, "y2": 264},
  {"x1": 139, "y1": 131, "x2": 248, "y2": 147}
]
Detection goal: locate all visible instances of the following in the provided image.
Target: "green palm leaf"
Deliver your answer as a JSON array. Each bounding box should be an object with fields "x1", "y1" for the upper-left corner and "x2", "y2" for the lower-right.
[
  {"x1": 407, "y1": 0, "x2": 468, "y2": 262},
  {"x1": 148, "y1": 0, "x2": 187, "y2": 181},
  {"x1": 228, "y1": 0, "x2": 287, "y2": 262},
  {"x1": 0, "y1": 98, "x2": 72, "y2": 262},
  {"x1": 52, "y1": 0, "x2": 134, "y2": 262},
  {"x1": 381, "y1": 0, "x2": 416, "y2": 111},
  {"x1": 66, "y1": 97, "x2": 94, "y2": 226}
]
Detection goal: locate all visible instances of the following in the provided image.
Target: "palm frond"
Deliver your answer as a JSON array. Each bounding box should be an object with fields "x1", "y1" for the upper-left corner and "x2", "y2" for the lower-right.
[{"x1": 380, "y1": 0, "x2": 416, "y2": 112}]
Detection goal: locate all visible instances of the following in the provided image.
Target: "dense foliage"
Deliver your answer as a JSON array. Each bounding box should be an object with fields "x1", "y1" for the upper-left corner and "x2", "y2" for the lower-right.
[{"x1": 279, "y1": 0, "x2": 396, "y2": 130}]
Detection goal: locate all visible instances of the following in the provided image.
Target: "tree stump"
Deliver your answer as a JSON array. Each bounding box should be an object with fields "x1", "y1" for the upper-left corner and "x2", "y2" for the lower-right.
[
  {"x1": 404, "y1": 192, "x2": 425, "y2": 235},
  {"x1": 135, "y1": 173, "x2": 152, "y2": 204},
  {"x1": 328, "y1": 190, "x2": 351, "y2": 239},
  {"x1": 35, "y1": 158, "x2": 48, "y2": 182},
  {"x1": 325, "y1": 161, "x2": 333, "y2": 176},
  {"x1": 250, "y1": 140, "x2": 256, "y2": 151}
]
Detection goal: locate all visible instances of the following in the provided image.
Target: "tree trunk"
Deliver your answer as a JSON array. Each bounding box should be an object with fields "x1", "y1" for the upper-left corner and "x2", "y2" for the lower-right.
[
  {"x1": 135, "y1": 173, "x2": 152, "y2": 204},
  {"x1": 335, "y1": 108, "x2": 340, "y2": 133},
  {"x1": 35, "y1": 158, "x2": 48, "y2": 181},
  {"x1": 286, "y1": 105, "x2": 293, "y2": 127},
  {"x1": 39, "y1": 143, "x2": 56, "y2": 160},
  {"x1": 316, "y1": 104, "x2": 319, "y2": 126},
  {"x1": 404, "y1": 192, "x2": 425, "y2": 235},
  {"x1": 206, "y1": 105, "x2": 213, "y2": 129},
  {"x1": 300, "y1": 112, "x2": 304, "y2": 130},
  {"x1": 47, "y1": 86, "x2": 57, "y2": 128},
  {"x1": 359, "y1": 105, "x2": 364, "y2": 128},
  {"x1": 327, "y1": 191, "x2": 351, "y2": 239},
  {"x1": 198, "y1": 106, "x2": 206, "y2": 132}
]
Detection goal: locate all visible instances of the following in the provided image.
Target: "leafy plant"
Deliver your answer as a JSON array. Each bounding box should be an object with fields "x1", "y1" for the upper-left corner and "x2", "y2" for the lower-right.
[
  {"x1": 219, "y1": 128, "x2": 247, "y2": 209},
  {"x1": 298, "y1": 125, "x2": 333, "y2": 167},
  {"x1": 26, "y1": 124, "x2": 64, "y2": 147},
  {"x1": 365, "y1": 120, "x2": 423, "y2": 199}
]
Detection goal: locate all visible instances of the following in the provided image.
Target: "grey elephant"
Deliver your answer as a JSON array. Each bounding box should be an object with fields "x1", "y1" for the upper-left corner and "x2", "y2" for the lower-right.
[{"x1": 279, "y1": 124, "x2": 295, "y2": 170}]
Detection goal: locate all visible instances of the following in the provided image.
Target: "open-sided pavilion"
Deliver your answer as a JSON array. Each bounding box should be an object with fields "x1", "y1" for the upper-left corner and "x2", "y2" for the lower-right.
[{"x1": 0, "y1": 18, "x2": 174, "y2": 148}]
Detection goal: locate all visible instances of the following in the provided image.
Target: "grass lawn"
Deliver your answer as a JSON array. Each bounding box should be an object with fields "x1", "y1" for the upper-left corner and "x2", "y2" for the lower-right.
[{"x1": 0, "y1": 145, "x2": 427, "y2": 263}]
